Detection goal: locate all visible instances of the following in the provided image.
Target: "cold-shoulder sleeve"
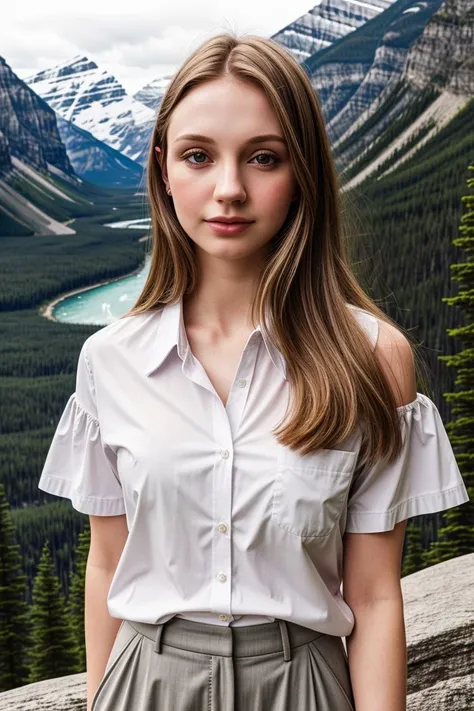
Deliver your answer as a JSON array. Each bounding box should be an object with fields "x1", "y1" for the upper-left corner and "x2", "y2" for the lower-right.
[
  {"x1": 38, "y1": 337, "x2": 126, "y2": 516},
  {"x1": 345, "y1": 393, "x2": 470, "y2": 533}
]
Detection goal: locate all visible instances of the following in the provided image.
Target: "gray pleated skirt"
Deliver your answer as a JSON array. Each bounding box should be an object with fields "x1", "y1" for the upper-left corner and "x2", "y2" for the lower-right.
[{"x1": 91, "y1": 616, "x2": 355, "y2": 711}]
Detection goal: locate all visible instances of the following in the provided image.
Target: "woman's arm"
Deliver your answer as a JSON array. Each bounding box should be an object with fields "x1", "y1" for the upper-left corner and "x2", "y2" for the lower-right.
[
  {"x1": 346, "y1": 595, "x2": 407, "y2": 710},
  {"x1": 85, "y1": 565, "x2": 123, "y2": 710},
  {"x1": 342, "y1": 319, "x2": 416, "y2": 709},
  {"x1": 85, "y1": 513, "x2": 129, "y2": 711},
  {"x1": 343, "y1": 522, "x2": 408, "y2": 711}
]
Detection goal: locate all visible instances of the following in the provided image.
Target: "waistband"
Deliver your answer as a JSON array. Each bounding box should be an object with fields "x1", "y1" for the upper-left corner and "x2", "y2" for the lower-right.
[{"x1": 126, "y1": 616, "x2": 324, "y2": 663}]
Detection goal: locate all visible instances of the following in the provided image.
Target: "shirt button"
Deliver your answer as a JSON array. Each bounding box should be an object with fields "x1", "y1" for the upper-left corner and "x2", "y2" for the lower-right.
[
  {"x1": 219, "y1": 614, "x2": 228, "y2": 621},
  {"x1": 218, "y1": 523, "x2": 228, "y2": 533},
  {"x1": 217, "y1": 572, "x2": 227, "y2": 583},
  {"x1": 220, "y1": 449, "x2": 229, "y2": 459},
  {"x1": 238, "y1": 378, "x2": 247, "y2": 388}
]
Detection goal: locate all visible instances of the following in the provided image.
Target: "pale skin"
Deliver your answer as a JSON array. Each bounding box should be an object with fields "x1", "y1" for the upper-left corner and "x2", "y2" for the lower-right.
[
  {"x1": 86, "y1": 75, "x2": 414, "y2": 710},
  {"x1": 155, "y1": 75, "x2": 298, "y2": 406}
]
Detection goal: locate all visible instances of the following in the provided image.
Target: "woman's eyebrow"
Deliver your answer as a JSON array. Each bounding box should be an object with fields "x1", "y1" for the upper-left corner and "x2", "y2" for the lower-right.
[{"x1": 173, "y1": 133, "x2": 287, "y2": 145}]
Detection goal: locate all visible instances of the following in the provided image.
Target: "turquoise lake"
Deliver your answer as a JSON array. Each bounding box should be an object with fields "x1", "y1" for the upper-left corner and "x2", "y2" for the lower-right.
[{"x1": 52, "y1": 254, "x2": 152, "y2": 325}]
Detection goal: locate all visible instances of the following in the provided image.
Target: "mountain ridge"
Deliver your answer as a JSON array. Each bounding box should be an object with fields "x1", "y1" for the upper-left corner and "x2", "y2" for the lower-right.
[{"x1": 25, "y1": 55, "x2": 155, "y2": 166}]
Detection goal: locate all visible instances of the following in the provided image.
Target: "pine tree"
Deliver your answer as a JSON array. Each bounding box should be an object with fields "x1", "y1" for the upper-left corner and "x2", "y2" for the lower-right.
[
  {"x1": 424, "y1": 164, "x2": 474, "y2": 566},
  {"x1": 67, "y1": 523, "x2": 91, "y2": 670},
  {"x1": 401, "y1": 521, "x2": 426, "y2": 577},
  {"x1": 28, "y1": 540, "x2": 81, "y2": 683},
  {"x1": 0, "y1": 484, "x2": 31, "y2": 691}
]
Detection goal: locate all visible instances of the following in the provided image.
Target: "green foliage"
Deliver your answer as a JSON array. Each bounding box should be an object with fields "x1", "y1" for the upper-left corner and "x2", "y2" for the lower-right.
[
  {"x1": 0, "y1": 209, "x2": 33, "y2": 236},
  {"x1": 67, "y1": 525, "x2": 91, "y2": 671},
  {"x1": 27, "y1": 540, "x2": 81, "y2": 682},
  {"x1": 401, "y1": 522, "x2": 426, "y2": 577},
  {"x1": 351, "y1": 98, "x2": 474, "y2": 426},
  {"x1": 0, "y1": 177, "x2": 147, "y2": 615},
  {"x1": 346, "y1": 100, "x2": 474, "y2": 560},
  {"x1": 422, "y1": 165, "x2": 474, "y2": 565},
  {"x1": 11, "y1": 500, "x2": 88, "y2": 606},
  {"x1": 342, "y1": 112, "x2": 436, "y2": 183},
  {"x1": 367, "y1": 119, "x2": 436, "y2": 181},
  {"x1": 335, "y1": 80, "x2": 414, "y2": 161},
  {"x1": 0, "y1": 484, "x2": 30, "y2": 691},
  {"x1": 0, "y1": 168, "x2": 149, "y2": 311},
  {"x1": 0, "y1": 226, "x2": 147, "y2": 311}
]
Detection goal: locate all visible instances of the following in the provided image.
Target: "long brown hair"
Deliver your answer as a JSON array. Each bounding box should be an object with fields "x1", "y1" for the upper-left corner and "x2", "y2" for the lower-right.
[{"x1": 123, "y1": 31, "x2": 431, "y2": 470}]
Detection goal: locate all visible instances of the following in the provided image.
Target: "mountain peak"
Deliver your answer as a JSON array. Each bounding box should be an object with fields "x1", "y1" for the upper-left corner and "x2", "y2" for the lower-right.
[
  {"x1": 25, "y1": 55, "x2": 99, "y2": 85},
  {"x1": 25, "y1": 56, "x2": 155, "y2": 164},
  {"x1": 270, "y1": 0, "x2": 395, "y2": 63}
]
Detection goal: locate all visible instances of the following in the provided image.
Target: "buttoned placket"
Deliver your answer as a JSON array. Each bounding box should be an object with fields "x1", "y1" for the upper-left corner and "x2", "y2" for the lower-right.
[{"x1": 182, "y1": 331, "x2": 261, "y2": 625}]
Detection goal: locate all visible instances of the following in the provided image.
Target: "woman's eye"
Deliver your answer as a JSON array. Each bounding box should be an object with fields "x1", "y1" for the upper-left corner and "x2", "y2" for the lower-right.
[
  {"x1": 184, "y1": 150, "x2": 208, "y2": 165},
  {"x1": 253, "y1": 153, "x2": 279, "y2": 166},
  {"x1": 182, "y1": 150, "x2": 279, "y2": 167}
]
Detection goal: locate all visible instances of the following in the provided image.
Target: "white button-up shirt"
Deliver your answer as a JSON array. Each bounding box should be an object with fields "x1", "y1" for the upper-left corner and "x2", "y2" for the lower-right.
[{"x1": 37, "y1": 299, "x2": 470, "y2": 635}]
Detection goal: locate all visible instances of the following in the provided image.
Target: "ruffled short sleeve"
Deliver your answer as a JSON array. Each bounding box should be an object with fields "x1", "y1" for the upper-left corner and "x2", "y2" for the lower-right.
[
  {"x1": 38, "y1": 337, "x2": 126, "y2": 516},
  {"x1": 345, "y1": 393, "x2": 470, "y2": 533}
]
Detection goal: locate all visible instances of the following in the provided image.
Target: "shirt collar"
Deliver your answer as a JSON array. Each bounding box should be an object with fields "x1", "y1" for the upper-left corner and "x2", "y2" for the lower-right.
[{"x1": 144, "y1": 298, "x2": 287, "y2": 380}]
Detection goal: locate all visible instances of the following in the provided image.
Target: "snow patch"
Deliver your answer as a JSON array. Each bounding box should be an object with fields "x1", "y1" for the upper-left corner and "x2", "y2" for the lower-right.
[{"x1": 104, "y1": 218, "x2": 151, "y2": 229}]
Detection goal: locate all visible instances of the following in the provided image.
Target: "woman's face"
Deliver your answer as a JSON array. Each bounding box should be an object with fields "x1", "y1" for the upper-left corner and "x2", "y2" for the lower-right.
[{"x1": 157, "y1": 76, "x2": 297, "y2": 263}]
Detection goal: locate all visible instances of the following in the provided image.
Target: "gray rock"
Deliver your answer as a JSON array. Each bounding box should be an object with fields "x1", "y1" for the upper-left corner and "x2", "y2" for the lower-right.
[
  {"x1": 404, "y1": 551, "x2": 474, "y2": 709},
  {"x1": 0, "y1": 56, "x2": 73, "y2": 176},
  {"x1": 405, "y1": 0, "x2": 474, "y2": 95}
]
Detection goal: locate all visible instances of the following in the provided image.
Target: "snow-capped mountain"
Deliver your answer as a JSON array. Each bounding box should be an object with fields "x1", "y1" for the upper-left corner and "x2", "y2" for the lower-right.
[
  {"x1": 131, "y1": 1, "x2": 398, "y2": 114},
  {"x1": 24, "y1": 56, "x2": 155, "y2": 165},
  {"x1": 133, "y1": 75, "x2": 174, "y2": 110},
  {"x1": 55, "y1": 114, "x2": 143, "y2": 188},
  {"x1": 21, "y1": 0, "x2": 406, "y2": 172},
  {"x1": 271, "y1": 0, "x2": 397, "y2": 63}
]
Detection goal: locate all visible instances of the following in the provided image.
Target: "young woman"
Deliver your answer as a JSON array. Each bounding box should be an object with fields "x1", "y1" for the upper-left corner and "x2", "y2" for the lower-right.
[{"x1": 38, "y1": 32, "x2": 469, "y2": 711}]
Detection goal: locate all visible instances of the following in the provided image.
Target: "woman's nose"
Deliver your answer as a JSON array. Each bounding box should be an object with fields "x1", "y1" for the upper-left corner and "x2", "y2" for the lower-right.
[{"x1": 212, "y1": 164, "x2": 247, "y2": 202}]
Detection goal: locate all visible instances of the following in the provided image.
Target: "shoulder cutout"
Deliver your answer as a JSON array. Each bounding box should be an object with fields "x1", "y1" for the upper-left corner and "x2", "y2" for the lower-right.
[
  {"x1": 373, "y1": 320, "x2": 417, "y2": 408},
  {"x1": 346, "y1": 304, "x2": 380, "y2": 352}
]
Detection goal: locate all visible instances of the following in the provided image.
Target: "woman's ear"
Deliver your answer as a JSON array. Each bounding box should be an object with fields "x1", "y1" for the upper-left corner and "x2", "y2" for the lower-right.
[
  {"x1": 154, "y1": 146, "x2": 169, "y2": 191},
  {"x1": 154, "y1": 145, "x2": 163, "y2": 167}
]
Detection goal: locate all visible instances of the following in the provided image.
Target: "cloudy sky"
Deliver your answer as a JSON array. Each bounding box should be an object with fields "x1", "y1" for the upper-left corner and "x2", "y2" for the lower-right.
[{"x1": 2, "y1": 0, "x2": 313, "y2": 94}]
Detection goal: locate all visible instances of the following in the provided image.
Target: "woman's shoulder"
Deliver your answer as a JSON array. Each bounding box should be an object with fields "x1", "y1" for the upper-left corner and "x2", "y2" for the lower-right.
[
  {"x1": 345, "y1": 303, "x2": 380, "y2": 351},
  {"x1": 84, "y1": 308, "x2": 164, "y2": 364},
  {"x1": 346, "y1": 304, "x2": 416, "y2": 407}
]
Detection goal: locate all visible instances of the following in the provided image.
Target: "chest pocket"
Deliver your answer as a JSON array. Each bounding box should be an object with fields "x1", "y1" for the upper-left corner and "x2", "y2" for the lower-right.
[{"x1": 271, "y1": 446, "x2": 357, "y2": 538}]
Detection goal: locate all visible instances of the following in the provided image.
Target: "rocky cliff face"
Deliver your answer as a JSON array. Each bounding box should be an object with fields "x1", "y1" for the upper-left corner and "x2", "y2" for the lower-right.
[
  {"x1": 0, "y1": 57, "x2": 73, "y2": 177},
  {"x1": 404, "y1": 0, "x2": 474, "y2": 94},
  {"x1": 1, "y1": 552, "x2": 472, "y2": 710},
  {"x1": 325, "y1": 44, "x2": 410, "y2": 143},
  {"x1": 272, "y1": 0, "x2": 395, "y2": 63},
  {"x1": 305, "y1": 0, "x2": 445, "y2": 146},
  {"x1": 0, "y1": 130, "x2": 12, "y2": 173},
  {"x1": 54, "y1": 114, "x2": 143, "y2": 188},
  {"x1": 331, "y1": 0, "x2": 474, "y2": 175}
]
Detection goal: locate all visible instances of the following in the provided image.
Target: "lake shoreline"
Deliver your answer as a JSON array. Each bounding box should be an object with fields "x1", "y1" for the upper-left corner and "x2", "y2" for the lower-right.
[{"x1": 39, "y1": 252, "x2": 148, "y2": 323}]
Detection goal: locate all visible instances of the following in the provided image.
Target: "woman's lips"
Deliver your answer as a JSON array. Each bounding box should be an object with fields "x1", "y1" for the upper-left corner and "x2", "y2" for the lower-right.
[{"x1": 206, "y1": 221, "x2": 253, "y2": 235}]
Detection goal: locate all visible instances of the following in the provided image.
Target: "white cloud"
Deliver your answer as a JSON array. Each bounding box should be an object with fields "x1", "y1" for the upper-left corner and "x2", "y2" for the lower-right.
[{"x1": 2, "y1": 1, "x2": 311, "y2": 94}]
